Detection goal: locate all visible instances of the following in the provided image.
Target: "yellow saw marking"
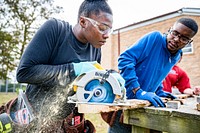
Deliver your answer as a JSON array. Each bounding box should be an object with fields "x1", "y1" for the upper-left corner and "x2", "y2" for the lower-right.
[
  {"x1": 93, "y1": 63, "x2": 105, "y2": 70},
  {"x1": 73, "y1": 85, "x2": 78, "y2": 92}
]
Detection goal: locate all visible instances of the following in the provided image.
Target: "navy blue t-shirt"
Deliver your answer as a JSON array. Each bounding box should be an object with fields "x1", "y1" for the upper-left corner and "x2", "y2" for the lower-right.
[{"x1": 16, "y1": 18, "x2": 101, "y2": 119}]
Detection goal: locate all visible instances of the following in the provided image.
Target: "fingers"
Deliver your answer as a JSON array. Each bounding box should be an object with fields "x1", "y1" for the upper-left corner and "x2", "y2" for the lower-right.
[
  {"x1": 149, "y1": 98, "x2": 159, "y2": 107},
  {"x1": 170, "y1": 94, "x2": 176, "y2": 100},
  {"x1": 194, "y1": 87, "x2": 200, "y2": 95},
  {"x1": 166, "y1": 93, "x2": 176, "y2": 99},
  {"x1": 90, "y1": 61, "x2": 99, "y2": 65},
  {"x1": 154, "y1": 96, "x2": 166, "y2": 107},
  {"x1": 194, "y1": 86, "x2": 200, "y2": 89},
  {"x1": 149, "y1": 96, "x2": 165, "y2": 107}
]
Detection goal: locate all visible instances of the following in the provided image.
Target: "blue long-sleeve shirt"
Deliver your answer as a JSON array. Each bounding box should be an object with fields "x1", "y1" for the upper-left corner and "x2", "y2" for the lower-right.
[{"x1": 118, "y1": 31, "x2": 181, "y2": 99}]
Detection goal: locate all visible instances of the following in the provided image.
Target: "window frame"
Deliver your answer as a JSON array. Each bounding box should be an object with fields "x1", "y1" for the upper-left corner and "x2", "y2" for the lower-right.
[{"x1": 182, "y1": 42, "x2": 193, "y2": 54}]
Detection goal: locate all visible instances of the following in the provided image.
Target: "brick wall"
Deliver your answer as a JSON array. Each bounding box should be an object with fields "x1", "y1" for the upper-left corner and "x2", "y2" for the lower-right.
[{"x1": 102, "y1": 15, "x2": 200, "y2": 87}]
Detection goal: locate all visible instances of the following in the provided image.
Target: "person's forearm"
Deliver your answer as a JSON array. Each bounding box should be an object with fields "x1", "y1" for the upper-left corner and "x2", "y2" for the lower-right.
[
  {"x1": 183, "y1": 88, "x2": 194, "y2": 95},
  {"x1": 17, "y1": 64, "x2": 75, "y2": 87}
]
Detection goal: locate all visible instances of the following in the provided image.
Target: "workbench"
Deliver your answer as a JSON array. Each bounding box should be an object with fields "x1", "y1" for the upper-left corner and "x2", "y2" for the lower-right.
[{"x1": 123, "y1": 97, "x2": 200, "y2": 133}]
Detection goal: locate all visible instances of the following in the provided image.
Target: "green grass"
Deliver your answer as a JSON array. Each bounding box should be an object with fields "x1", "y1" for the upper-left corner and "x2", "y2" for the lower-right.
[
  {"x1": 0, "y1": 92, "x2": 18, "y2": 105},
  {"x1": 85, "y1": 113, "x2": 108, "y2": 133},
  {"x1": 0, "y1": 92, "x2": 108, "y2": 133}
]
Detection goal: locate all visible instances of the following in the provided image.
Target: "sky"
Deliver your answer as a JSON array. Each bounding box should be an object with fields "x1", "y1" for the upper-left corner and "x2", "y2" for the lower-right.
[{"x1": 54, "y1": 0, "x2": 200, "y2": 29}]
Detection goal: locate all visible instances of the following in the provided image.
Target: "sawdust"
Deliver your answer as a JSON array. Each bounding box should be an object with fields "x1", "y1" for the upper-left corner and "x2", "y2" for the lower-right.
[{"x1": 13, "y1": 84, "x2": 76, "y2": 132}]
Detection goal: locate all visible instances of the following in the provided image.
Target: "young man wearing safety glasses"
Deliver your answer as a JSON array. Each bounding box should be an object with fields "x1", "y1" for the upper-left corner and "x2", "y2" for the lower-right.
[{"x1": 13, "y1": 0, "x2": 124, "y2": 132}]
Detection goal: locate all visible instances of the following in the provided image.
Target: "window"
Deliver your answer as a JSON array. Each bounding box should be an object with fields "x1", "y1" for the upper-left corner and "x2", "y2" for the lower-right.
[{"x1": 182, "y1": 42, "x2": 193, "y2": 54}]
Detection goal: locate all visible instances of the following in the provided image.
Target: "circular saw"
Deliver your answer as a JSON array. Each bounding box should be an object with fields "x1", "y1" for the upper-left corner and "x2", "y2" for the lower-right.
[{"x1": 68, "y1": 70, "x2": 126, "y2": 104}]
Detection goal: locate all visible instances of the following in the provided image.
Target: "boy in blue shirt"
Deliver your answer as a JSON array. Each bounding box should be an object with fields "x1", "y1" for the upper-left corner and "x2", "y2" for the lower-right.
[{"x1": 109, "y1": 17, "x2": 198, "y2": 133}]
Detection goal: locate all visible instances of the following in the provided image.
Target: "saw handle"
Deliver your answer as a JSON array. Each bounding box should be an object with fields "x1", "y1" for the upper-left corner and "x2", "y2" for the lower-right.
[{"x1": 100, "y1": 70, "x2": 112, "y2": 84}]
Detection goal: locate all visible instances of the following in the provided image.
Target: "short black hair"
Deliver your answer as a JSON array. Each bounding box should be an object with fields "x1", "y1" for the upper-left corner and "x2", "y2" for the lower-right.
[
  {"x1": 177, "y1": 18, "x2": 198, "y2": 35},
  {"x1": 78, "y1": 0, "x2": 113, "y2": 21}
]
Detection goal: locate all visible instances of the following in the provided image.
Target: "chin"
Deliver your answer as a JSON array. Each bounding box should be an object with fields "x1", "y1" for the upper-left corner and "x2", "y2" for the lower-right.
[
  {"x1": 96, "y1": 46, "x2": 102, "y2": 48},
  {"x1": 94, "y1": 44, "x2": 102, "y2": 48}
]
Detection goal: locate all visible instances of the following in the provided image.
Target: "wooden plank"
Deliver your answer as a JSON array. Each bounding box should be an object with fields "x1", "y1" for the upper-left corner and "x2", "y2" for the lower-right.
[
  {"x1": 77, "y1": 99, "x2": 151, "y2": 113},
  {"x1": 197, "y1": 96, "x2": 200, "y2": 103},
  {"x1": 132, "y1": 125, "x2": 150, "y2": 133},
  {"x1": 196, "y1": 103, "x2": 200, "y2": 111},
  {"x1": 125, "y1": 107, "x2": 200, "y2": 133},
  {"x1": 124, "y1": 97, "x2": 200, "y2": 133},
  {"x1": 174, "y1": 94, "x2": 191, "y2": 99},
  {"x1": 166, "y1": 101, "x2": 181, "y2": 109},
  {"x1": 77, "y1": 95, "x2": 190, "y2": 113},
  {"x1": 77, "y1": 97, "x2": 181, "y2": 113}
]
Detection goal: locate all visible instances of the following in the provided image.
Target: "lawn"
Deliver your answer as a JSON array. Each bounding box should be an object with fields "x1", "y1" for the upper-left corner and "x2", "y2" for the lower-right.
[
  {"x1": 0, "y1": 92, "x2": 18, "y2": 105},
  {"x1": 0, "y1": 92, "x2": 108, "y2": 133}
]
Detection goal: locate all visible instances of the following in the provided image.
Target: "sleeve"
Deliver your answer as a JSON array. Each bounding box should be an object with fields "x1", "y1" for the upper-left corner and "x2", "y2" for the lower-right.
[
  {"x1": 155, "y1": 83, "x2": 165, "y2": 94},
  {"x1": 16, "y1": 19, "x2": 75, "y2": 87},
  {"x1": 176, "y1": 67, "x2": 191, "y2": 93},
  {"x1": 118, "y1": 31, "x2": 159, "y2": 93},
  {"x1": 162, "y1": 75, "x2": 173, "y2": 93}
]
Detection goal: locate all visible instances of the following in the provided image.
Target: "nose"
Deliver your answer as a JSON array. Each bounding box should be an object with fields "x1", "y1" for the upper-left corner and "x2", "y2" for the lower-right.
[
  {"x1": 173, "y1": 35, "x2": 180, "y2": 42},
  {"x1": 102, "y1": 33, "x2": 110, "y2": 39}
]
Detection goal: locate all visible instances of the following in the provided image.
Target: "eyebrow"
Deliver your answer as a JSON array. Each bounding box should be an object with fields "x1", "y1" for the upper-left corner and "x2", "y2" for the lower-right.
[
  {"x1": 95, "y1": 20, "x2": 111, "y2": 29},
  {"x1": 99, "y1": 22, "x2": 112, "y2": 29},
  {"x1": 173, "y1": 30, "x2": 190, "y2": 39},
  {"x1": 84, "y1": 16, "x2": 112, "y2": 29}
]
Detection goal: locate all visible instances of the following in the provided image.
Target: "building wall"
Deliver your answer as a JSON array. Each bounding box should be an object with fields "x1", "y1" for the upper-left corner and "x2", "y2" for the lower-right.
[{"x1": 101, "y1": 15, "x2": 200, "y2": 87}]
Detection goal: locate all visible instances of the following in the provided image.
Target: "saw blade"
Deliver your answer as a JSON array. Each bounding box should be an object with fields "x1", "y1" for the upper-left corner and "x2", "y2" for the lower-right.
[{"x1": 84, "y1": 79, "x2": 115, "y2": 103}]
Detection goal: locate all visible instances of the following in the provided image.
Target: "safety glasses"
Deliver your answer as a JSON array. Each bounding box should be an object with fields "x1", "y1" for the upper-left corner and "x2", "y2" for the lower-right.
[
  {"x1": 83, "y1": 17, "x2": 113, "y2": 35},
  {"x1": 169, "y1": 29, "x2": 192, "y2": 43}
]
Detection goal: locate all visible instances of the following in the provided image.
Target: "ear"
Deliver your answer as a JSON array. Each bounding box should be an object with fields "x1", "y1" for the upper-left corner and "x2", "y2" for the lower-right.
[
  {"x1": 79, "y1": 17, "x2": 86, "y2": 28},
  {"x1": 168, "y1": 27, "x2": 172, "y2": 32}
]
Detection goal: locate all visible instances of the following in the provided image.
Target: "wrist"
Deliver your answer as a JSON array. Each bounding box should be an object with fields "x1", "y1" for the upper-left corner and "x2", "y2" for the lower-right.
[
  {"x1": 183, "y1": 88, "x2": 195, "y2": 95},
  {"x1": 133, "y1": 87, "x2": 140, "y2": 94}
]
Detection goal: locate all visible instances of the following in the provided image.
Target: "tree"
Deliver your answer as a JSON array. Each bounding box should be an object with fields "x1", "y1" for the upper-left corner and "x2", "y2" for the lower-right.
[
  {"x1": 0, "y1": 0, "x2": 63, "y2": 80},
  {"x1": 0, "y1": 30, "x2": 19, "y2": 80}
]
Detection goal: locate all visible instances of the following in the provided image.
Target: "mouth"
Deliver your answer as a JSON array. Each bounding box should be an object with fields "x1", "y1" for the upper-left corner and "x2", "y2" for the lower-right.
[
  {"x1": 168, "y1": 41, "x2": 178, "y2": 50},
  {"x1": 99, "y1": 41, "x2": 106, "y2": 46}
]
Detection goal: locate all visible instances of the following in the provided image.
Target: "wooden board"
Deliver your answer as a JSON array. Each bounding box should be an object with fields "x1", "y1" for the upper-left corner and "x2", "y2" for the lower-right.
[
  {"x1": 77, "y1": 99, "x2": 151, "y2": 113},
  {"x1": 124, "y1": 97, "x2": 200, "y2": 133},
  {"x1": 77, "y1": 95, "x2": 191, "y2": 113},
  {"x1": 174, "y1": 94, "x2": 191, "y2": 99}
]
